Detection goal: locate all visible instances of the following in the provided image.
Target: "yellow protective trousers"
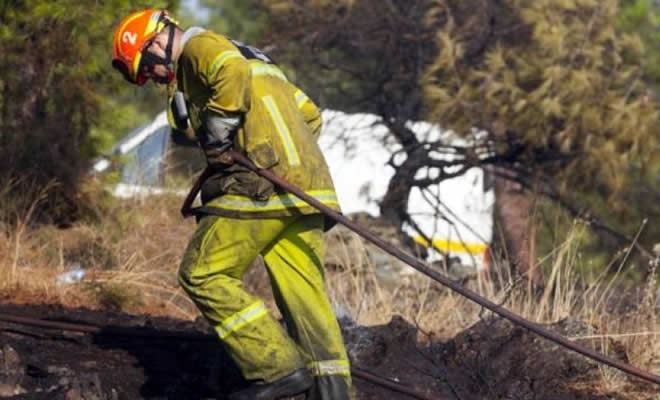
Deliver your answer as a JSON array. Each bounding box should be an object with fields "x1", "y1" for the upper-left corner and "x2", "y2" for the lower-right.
[{"x1": 178, "y1": 213, "x2": 352, "y2": 399}]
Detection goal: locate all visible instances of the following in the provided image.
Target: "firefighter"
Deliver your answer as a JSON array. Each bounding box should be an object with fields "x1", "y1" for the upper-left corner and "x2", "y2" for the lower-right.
[{"x1": 112, "y1": 9, "x2": 351, "y2": 400}]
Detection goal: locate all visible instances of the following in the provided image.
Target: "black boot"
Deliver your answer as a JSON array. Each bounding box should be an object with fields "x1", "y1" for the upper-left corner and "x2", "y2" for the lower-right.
[
  {"x1": 228, "y1": 369, "x2": 313, "y2": 400},
  {"x1": 306, "y1": 375, "x2": 352, "y2": 400}
]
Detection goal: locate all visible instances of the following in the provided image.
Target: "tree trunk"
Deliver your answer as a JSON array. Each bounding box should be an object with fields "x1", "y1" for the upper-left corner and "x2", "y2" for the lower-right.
[
  {"x1": 493, "y1": 175, "x2": 543, "y2": 285},
  {"x1": 380, "y1": 161, "x2": 416, "y2": 229},
  {"x1": 379, "y1": 143, "x2": 427, "y2": 230}
]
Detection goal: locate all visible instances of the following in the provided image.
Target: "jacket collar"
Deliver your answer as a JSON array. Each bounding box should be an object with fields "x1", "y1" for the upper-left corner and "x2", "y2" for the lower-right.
[{"x1": 181, "y1": 27, "x2": 206, "y2": 49}]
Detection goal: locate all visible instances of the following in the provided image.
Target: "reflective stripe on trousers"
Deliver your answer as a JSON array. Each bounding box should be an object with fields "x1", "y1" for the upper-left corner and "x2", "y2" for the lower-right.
[
  {"x1": 308, "y1": 359, "x2": 351, "y2": 377},
  {"x1": 215, "y1": 301, "x2": 268, "y2": 339},
  {"x1": 178, "y1": 213, "x2": 352, "y2": 399}
]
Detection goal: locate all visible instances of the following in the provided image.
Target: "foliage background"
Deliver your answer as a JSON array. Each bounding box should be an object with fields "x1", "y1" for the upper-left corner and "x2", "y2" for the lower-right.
[
  {"x1": 0, "y1": 0, "x2": 179, "y2": 224},
  {"x1": 1, "y1": 0, "x2": 659, "y2": 277}
]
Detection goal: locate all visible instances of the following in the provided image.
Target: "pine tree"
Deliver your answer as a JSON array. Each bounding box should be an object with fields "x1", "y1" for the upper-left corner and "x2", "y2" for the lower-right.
[{"x1": 424, "y1": 0, "x2": 659, "y2": 276}]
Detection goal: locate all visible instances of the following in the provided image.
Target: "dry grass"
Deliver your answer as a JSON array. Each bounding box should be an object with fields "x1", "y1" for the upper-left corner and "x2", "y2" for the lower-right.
[
  {"x1": 1, "y1": 179, "x2": 659, "y2": 396},
  {"x1": 324, "y1": 221, "x2": 660, "y2": 395},
  {"x1": 0, "y1": 179, "x2": 198, "y2": 318}
]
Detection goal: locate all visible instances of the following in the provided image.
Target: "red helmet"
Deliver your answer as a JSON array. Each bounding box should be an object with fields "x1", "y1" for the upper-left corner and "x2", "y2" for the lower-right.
[{"x1": 112, "y1": 9, "x2": 179, "y2": 86}]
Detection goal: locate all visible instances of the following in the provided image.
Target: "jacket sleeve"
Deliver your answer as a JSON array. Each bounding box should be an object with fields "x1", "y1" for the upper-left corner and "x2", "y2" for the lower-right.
[
  {"x1": 198, "y1": 39, "x2": 252, "y2": 117},
  {"x1": 166, "y1": 88, "x2": 196, "y2": 141},
  {"x1": 293, "y1": 88, "x2": 323, "y2": 139},
  {"x1": 166, "y1": 83, "x2": 181, "y2": 129}
]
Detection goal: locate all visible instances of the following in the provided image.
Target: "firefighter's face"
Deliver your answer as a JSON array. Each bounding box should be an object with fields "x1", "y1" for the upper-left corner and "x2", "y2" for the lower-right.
[{"x1": 140, "y1": 34, "x2": 172, "y2": 85}]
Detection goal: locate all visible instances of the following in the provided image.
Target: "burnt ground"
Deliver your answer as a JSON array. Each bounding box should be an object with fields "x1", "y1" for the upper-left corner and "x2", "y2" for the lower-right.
[{"x1": 0, "y1": 303, "x2": 658, "y2": 400}]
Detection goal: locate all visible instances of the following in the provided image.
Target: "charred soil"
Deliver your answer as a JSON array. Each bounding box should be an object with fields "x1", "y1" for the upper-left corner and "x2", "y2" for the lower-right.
[{"x1": 0, "y1": 303, "x2": 657, "y2": 400}]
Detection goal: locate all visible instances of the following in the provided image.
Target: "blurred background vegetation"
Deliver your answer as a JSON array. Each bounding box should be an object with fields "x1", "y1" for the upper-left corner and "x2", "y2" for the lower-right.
[
  {"x1": 1, "y1": 0, "x2": 659, "y2": 281},
  {"x1": 0, "y1": 0, "x2": 179, "y2": 224}
]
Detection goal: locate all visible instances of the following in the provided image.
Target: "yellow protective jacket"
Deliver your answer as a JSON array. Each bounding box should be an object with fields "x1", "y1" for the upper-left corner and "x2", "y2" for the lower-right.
[{"x1": 169, "y1": 30, "x2": 339, "y2": 220}]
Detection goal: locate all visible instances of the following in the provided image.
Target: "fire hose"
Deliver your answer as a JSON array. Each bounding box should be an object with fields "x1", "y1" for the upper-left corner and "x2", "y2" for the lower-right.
[{"x1": 219, "y1": 150, "x2": 660, "y2": 386}]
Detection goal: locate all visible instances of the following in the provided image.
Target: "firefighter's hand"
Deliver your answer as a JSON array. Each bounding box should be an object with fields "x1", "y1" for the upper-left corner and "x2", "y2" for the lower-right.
[{"x1": 204, "y1": 141, "x2": 234, "y2": 167}]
